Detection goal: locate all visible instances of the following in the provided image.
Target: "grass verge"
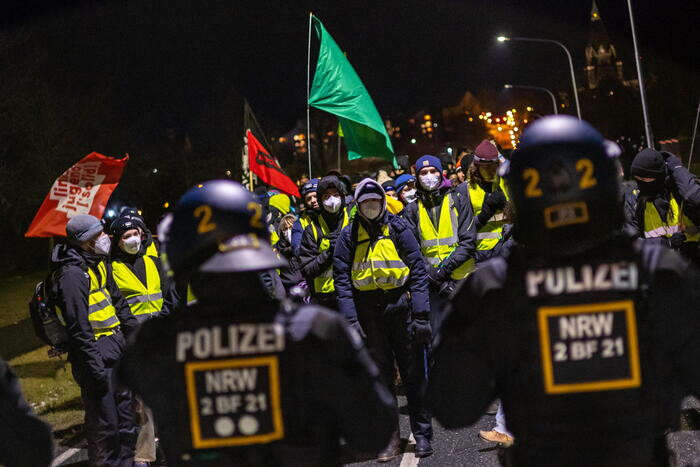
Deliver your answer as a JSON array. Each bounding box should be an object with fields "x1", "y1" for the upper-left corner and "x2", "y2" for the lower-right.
[{"x1": 0, "y1": 270, "x2": 83, "y2": 432}]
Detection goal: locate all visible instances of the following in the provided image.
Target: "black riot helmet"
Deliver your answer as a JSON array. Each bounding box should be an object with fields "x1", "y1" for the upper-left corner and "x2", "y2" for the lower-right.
[
  {"x1": 503, "y1": 116, "x2": 622, "y2": 258},
  {"x1": 158, "y1": 180, "x2": 287, "y2": 283}
]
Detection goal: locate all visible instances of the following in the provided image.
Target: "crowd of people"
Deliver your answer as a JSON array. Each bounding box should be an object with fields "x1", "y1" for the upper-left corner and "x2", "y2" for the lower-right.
[{"x1": 3, "y1": 115, "x2": 699, "y2": 467}]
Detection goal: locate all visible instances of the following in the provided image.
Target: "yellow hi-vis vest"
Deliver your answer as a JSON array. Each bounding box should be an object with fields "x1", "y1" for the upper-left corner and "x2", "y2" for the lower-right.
[
  {"x1": 57, "y1": 261, "x2": 121, "y2": 339},
  {"x1": 417, "y1": 194, "x2": 474, "y2": 280},
  {"x1": 310, "y1": 210, "x2": 350, "y2": 294},
  {"x1": 186, "y1": 284, "x2": 197, "y2": 306},
  {"x1": 468, "y1": 177, "x2": 510, "y2": 251},
  {"x1": 351, "y1": 223, "x2": 409, "y2": 291},
  {"x1": 111, "y1": 256, "x2": 163, "y2": 321},
  {"x1": 145, "y1": 241, "x2": 158, "y2": 258},
  {"x1": 638, "y1": 191, "x2": 700, "y2": 242}
]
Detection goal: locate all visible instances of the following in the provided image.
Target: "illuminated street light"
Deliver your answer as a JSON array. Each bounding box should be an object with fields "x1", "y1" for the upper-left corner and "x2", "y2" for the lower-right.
[
  {"x1": 411, "y1": 138, "x2": 417, "y2": 144},
  {"x1": 503, "y1": 83, "x2": 558, "y2": 115},
  {"x1": 497, "y1": 35, "x2": 581, "y2": 119}
]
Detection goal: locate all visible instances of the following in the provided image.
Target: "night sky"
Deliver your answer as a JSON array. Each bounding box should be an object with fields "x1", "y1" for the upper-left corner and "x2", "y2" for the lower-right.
[{"x1": 1, "y1": 0, "x2": 698, "y2": 133}]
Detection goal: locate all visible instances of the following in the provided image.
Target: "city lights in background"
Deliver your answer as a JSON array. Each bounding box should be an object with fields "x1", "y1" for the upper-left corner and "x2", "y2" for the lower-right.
[
  {"x1": 420, "y1": 114, "x2": 434, "y2": 138},
  {"x1": 474, "y1": 106, "x2": 536, "y2": 149}
]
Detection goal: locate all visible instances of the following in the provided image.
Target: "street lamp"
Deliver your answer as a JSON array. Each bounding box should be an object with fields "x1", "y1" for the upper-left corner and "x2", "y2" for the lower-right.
[
  {"x1": 496, "y1": 35, "x2": 581, "y2": 120},
  {"x1": 504, "y1": 84, "x2": 558, "y2": 115}
]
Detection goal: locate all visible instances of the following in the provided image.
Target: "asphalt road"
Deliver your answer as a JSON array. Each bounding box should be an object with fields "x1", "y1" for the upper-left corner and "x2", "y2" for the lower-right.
[{"x1": 52, "y1": 396, "x2": 700, "y2": 466}]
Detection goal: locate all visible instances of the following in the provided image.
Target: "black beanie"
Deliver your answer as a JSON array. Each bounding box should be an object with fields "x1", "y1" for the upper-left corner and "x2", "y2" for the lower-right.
[
  {"x1": 630, "y1": 148, "x2": 665, "y2": 178},
  {"x1": 110, "y1": 216, "x2": 146, "y2": 239}
]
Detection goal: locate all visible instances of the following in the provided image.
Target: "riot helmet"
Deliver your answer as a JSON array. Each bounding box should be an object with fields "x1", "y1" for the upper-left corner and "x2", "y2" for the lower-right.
[
  {"x1": 503, "y1": 115, "x2": 622, "y2": 257},
  {"x1": 159, "y1": 180, "x2": 287, "y2": 283}
]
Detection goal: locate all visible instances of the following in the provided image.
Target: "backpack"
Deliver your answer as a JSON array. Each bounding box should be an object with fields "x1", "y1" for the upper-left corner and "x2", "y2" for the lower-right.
[{"x1": 29, "y1": 272, "x2": 68, "y2": 353}]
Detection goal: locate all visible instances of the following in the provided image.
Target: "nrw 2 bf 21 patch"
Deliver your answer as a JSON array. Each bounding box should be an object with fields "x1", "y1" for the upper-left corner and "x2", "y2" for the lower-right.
[
  {"x1": 185, "y1": 356, "x2": 284, "y2": 449},
  {"x1": 537, "y1": 300, "x2": 641, "y2": 394}
]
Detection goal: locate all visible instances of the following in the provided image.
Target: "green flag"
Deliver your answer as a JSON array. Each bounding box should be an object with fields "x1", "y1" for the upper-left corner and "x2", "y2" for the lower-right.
[{"x1": 309, "y1": 16, "x2": 396, "y2": 167}]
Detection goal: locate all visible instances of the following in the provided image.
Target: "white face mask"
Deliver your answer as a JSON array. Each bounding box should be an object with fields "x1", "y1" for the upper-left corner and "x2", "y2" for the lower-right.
[
  {"x1": 419, "y1": 173, "x2": 441, "y2": 190},
  {"x1": 322, "y1": 195, "x2": 342, "y2": 213},
  {"x1": 285, "y1": 229, "x2": 292, "y2": 243},
  {"x1": 402, "y1": 188, "x2": 417, "y2": 203},
  {"x1": 360, "y1": 200, "x2": 383, "y2": 220},
  {"x1": 93, "y1": 233, "x2": 111, "y2": 256},
  {"x1": 121, "y1": 236, "x2": 141, "y2": 255}
]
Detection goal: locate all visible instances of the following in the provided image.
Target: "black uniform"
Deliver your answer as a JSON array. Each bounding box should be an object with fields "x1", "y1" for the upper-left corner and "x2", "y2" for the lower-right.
[
  {"x1": 431, "y1": 238, "x2": 700, "y2": 466},
  {"x1": 120, "y1": 281, "x2": 396, "y2": 466},
  {"x1": 0, "y1": 357, "x2": 53, "y2": 467}
]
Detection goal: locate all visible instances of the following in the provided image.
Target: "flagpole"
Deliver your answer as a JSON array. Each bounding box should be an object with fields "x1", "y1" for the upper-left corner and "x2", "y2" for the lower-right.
[
  {"x1": 337, "y1": 120, "x2": 342, "y2": 170},
  {"x1": 306, "y1": 12, "x2": 313, "y2": 178}
]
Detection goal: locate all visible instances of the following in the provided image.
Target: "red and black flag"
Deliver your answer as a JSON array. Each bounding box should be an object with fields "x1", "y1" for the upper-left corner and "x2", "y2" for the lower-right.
[{"x1": 244, "y1": 100, "x2": 300, "y2": 198}]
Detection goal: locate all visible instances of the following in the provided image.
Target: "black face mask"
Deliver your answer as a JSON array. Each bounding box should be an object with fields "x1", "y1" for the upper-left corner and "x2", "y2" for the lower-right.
[{"x1": 637, "y1": 178, "x2": 665, "y2": 196}]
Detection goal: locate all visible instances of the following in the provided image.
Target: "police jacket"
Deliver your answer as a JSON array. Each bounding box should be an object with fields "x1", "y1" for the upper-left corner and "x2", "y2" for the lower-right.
[
  {"x1": 120, "y1": 292, "x2": 397, "y2": 466},
  {"x1": 333, "y1": 211, "x2": 431, "y2": 323},
  {"x1": 109, "y1": 244, "x2": 178, "y2": 321},
  {"x1": 0, "y1": 358, "x2": 53, "y2": 467},
  {"x1": 623, "y1": 156, "x2": 700, "y2": 244},
  {"x1": 402, "y1": 182, "x2": 477, "y2": 281},
  {"x1": 430, "y1": 237, "x2": 700, "y2": 466},
  {"x1": 50, "y1": 243, "x2": 137, "y2": 384}
]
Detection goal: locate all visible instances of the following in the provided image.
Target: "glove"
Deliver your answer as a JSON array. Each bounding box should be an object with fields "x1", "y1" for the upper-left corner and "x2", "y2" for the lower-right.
[
  {"x1": 348, "y1": 320, "x2": 366, "y2": 340},
  {"x1": 409, "y1": 316, "x2": 432, "y2": 345},
  {"x1": 438, "y1": 280, "x2": 455, "y2": 298},
  {"x1": 325, "y1": 231, "x2": 339, "y2": 252},
  {"x1": 484, "y1": 190, "x2": 507, "y2": 211},
  {"x1": 669, "y1": 232, "x2": 686, "y2": 249},
  {"x1": 662, "y1": 152, "x2": 683, "y2": 170},
  {"x1": 426, "y1": 266, "x2": 443, "y2": 285}
]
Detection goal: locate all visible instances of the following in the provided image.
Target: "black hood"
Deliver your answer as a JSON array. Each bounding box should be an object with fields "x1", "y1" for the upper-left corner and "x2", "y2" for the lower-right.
[
  {"x1": 50, "y1": 242, "x2": 98, "y2": 272},
  {"x1": 317, "y1": 175, "x2": 347, "y2": 223}
]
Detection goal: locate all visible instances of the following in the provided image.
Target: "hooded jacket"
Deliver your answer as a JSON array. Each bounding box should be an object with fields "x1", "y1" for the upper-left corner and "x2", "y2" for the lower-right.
[
  {"x1": 50, "y1": 242, "x2": 137, "y2": 383},
  {"x1": 333, "y1": 179, "x2": 430, "y2": 322},
  {"x1": 299, "y1": 176, "x2": 349, "y2": 290},
  {"x1": 275, "y1": 214, "x2": 305, "y2": 290},
  {"x1": 402, "y1": 178, "x2": 477, "y2": 282}
]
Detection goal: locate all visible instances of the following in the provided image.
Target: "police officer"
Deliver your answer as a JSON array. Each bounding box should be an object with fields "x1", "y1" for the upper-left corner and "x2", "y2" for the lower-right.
[
  {"x1": 299, "y1": 175, "x2": 351, "y2": 308},
  {"x1": 51, "y1": 214, "x2": 139, "y2": 466},
  {"x1": 291, "y1": 178, "x2": 319, "y2": 255},
  {"x1": 0, "y1": 357, "x2": 53, "y2": 467},
  {"x1": 403, "y1": 155, "x2": 477, "y2": 331},
  {"x1": 334, "y1": 178, "x2": 433, "y2": 461},
  {"x1": 624, "y1": 148, "x2": 699, "y2": 265},
  {"x1": 467, "y1": 140, "x2": 510, "y2": 263},
  {"x1": 109, "y1": 216, "x2": 178, "y2": 322},
  {"x1": 120, "y1": 180, "x2": 396, "y2": 466},
  {"x1": 430, "y1": 116, "x2": 700, "y2": 466}
]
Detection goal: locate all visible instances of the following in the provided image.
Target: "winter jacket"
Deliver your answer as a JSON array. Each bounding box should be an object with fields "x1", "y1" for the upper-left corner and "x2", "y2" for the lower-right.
[
  {"x1": 402, "y1": 181, "x2": 477, "y2": 281},
  {"x1": 50, "y1": 243, "x2": 137, "y2": 385},
  {"x1": 291, "y1": 210, "x2": 319, "y2": 256},
  {"x1": 333, "y1": 179, "x2": 431, "y2": 323}
]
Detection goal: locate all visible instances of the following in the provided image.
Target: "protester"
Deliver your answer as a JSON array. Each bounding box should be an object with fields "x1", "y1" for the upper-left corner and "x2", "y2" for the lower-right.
[
  {"x1": 624, "y1": 148, "x2": 699, "y2": 265},
  {"x1": 291, "y1": 178, "x2": 319, "y2": 254},
  {"x1": 119, "y1": 208, "x2": 159, "y2": 258},
  {"x1": 51, "y1": 214, "x2": 139, "y2": 467},
  {"x1": 467, "y1": 140, "x2": 510, "y2": 263},
  {"x1": 273, "y1": 212, "x2": 307, "y2": 294},
  {"x1": 394, "y1": 174, "x2": 417, "y2": 206},
  {"x1": 402, "y1": 155, "x2": 477, "y2": 331},
  {"x1": 299, "y1": 175, "x2": 350, "y2": 308},
  {"x1": 333, "y1": 179, "x2": 433, "y2": 460}
]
